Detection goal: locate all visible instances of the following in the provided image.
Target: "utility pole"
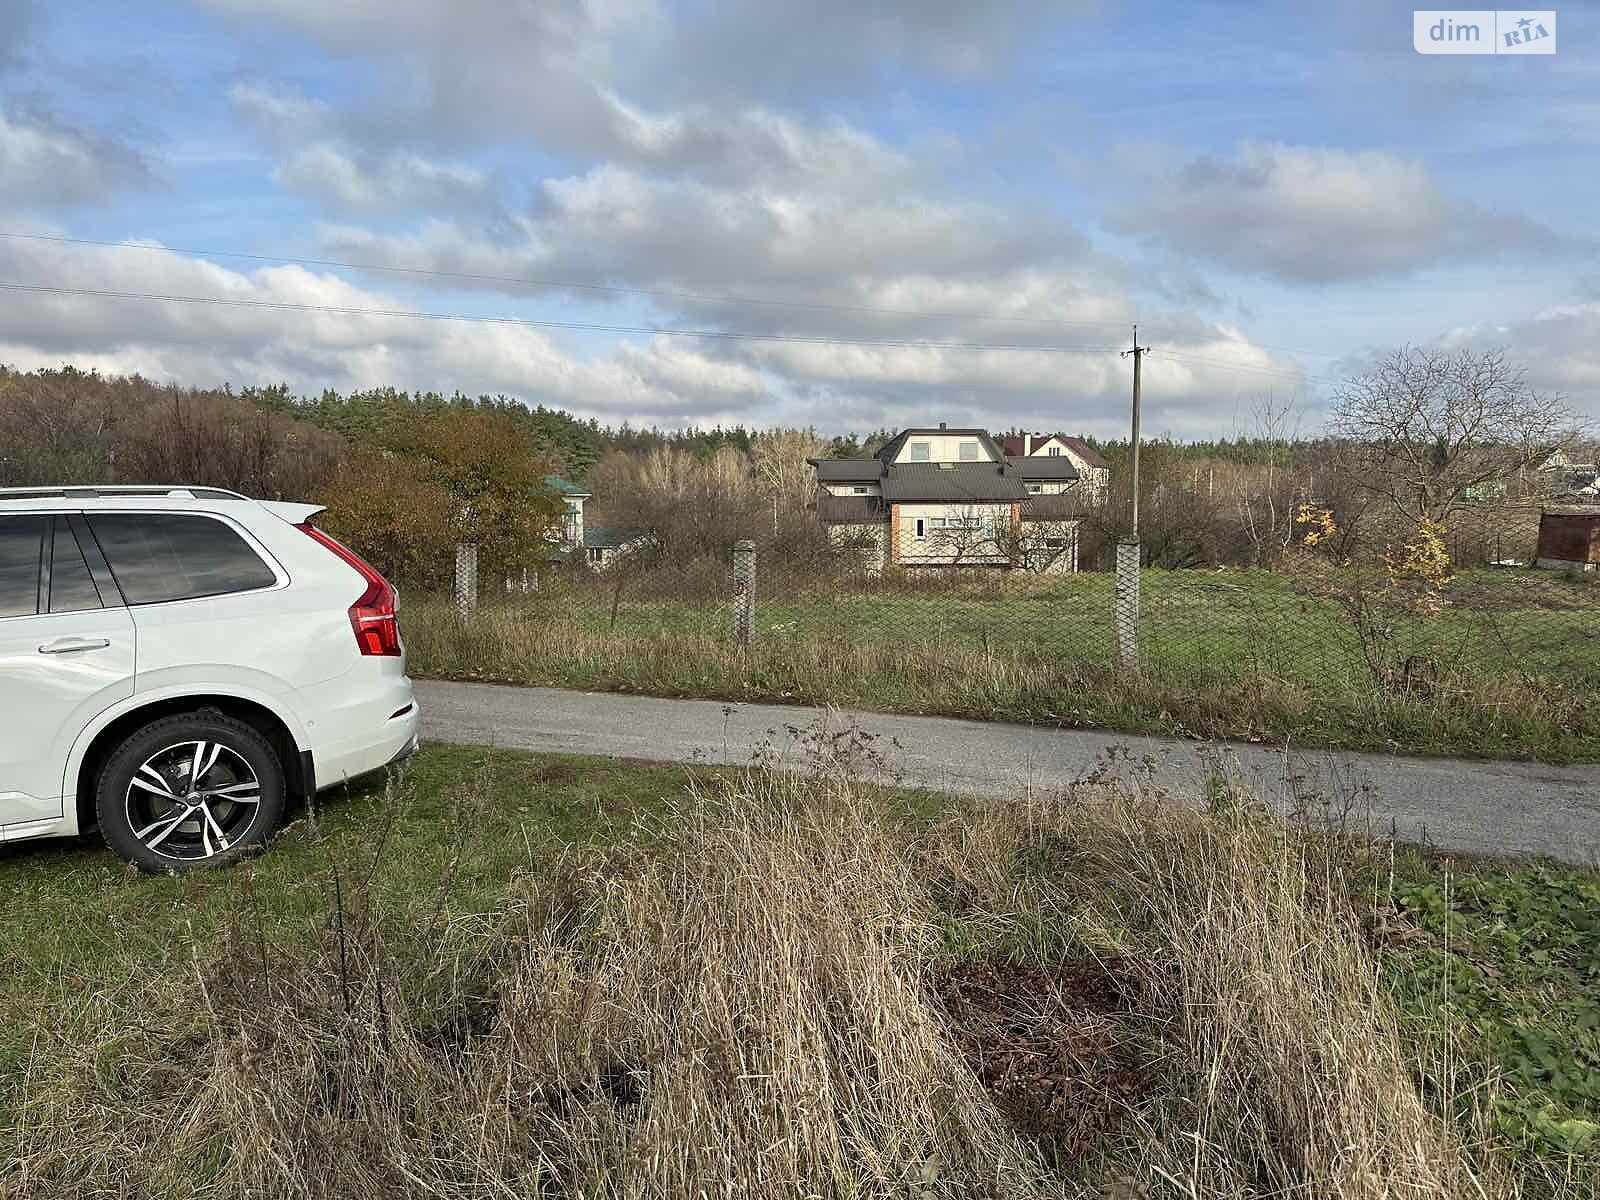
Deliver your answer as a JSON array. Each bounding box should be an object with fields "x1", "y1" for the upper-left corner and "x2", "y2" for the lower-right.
[
  {"x1": 1114, "y1": 324, "x2": 1150, "y2": 674},
  {"x1": 1120, "y1": 325, "x2": 1149, "y2": 539}
]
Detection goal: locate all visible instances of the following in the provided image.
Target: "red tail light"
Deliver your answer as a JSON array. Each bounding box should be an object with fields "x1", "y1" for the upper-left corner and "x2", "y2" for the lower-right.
[{"x1": 297, "y1": 524, "x2": 402, "y2": 656}]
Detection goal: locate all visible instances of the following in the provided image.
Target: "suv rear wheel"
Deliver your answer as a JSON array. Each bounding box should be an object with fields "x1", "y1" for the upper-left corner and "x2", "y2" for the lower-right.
[{"x1": 96, "y1": 712, "x2": 285, "y2": 872}]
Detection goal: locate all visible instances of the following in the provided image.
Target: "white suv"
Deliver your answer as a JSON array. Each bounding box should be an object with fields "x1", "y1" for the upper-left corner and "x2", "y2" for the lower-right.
[{"x1": 0, "y1": 486, "x2": 419, "y2": 871}]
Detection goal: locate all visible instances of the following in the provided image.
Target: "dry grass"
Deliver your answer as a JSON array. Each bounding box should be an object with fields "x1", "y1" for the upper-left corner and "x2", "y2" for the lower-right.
[
  {"x1": 5, "y1": 751, "x2": 1584, "y2": 1198},
  {"x1": 912, "y1": 786, "x2": 1526, "y2": 1200},
  {"x1": 404, "y1": 597, "x2": 1600, "y2": 761}
]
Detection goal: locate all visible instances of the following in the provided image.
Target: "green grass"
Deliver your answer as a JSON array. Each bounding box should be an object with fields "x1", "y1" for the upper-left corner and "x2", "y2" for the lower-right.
[
  {"x1": 1382, "y1": 857, "x2": 1600, "y2": 1165},
  {"x1": 481, "y1": 568, "x2": 1600, "y2": 681},
  {"x1": 404, "y1": 566, "x2": 1600, "y2": 761},
  {"x1": 0, "y1": 749, "x2": 693, "y2": 1108}
]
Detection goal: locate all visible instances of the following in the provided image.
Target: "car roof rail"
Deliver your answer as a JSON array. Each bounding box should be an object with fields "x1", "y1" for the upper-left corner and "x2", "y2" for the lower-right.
[{"x1": 0, "y1": 484, "x2": 253, "y2": 501}]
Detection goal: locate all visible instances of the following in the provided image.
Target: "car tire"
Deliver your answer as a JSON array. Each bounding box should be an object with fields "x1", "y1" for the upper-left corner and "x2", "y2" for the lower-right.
[{"x1": 96, "y1": 711, "x2": 285, "y2": 873}]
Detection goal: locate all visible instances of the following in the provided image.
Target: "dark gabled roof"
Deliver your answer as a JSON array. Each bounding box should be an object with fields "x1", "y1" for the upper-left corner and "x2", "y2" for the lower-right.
[
  {"x1": 880, "y1": 463, "x2": 1025, "y2": 503},
  {"x1": 1006, "y1": 456, "x2": 1079, "y2": 481},
  {"x1": 1061, "y1": 436, "x2": 1108, "y2": 470},
  {"x1": 583, "y1": 525, "x2": 643, "y2": 549},
  {"x1": 994, "y1": 433, "x2": 1109, "y2": 470},
  {"x1": 1020, "y1": 494, "x2": 1084, "y2": 521},
  {"x1": 875, "y1": 427, "x2": 1005, "y2": 464},
  {"x1": 809, "y1": 456, "x2": 884, "y2": 482},
  {"x1": 816, "y1": 494, "x2": 886, "y2": 523},
  {"x1": 811, "y1": 427, "x2": 1088, "y2": 506}
]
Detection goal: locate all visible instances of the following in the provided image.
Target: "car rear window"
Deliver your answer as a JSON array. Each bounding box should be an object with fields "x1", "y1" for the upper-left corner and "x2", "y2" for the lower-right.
[
  {"x1": 87, "y1": 513, "x2": 277, "y2": 605},
  {"x1": 0, "y1": 516, "x2": 45, "y2": 617}
]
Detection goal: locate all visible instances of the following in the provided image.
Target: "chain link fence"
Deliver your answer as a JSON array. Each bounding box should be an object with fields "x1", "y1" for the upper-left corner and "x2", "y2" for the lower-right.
[{"x1": 422, "y1": 506, "x2": 1600, "y2": 755}]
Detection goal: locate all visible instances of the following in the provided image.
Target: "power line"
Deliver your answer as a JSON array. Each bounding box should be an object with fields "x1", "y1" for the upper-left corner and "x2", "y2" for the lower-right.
[
  {"x1": 0, "y1": 279, "x2": 1353, "y2": 385},
  {"x1": 1, "y1": 232, "x2": 1367, "y2": 378},
  {"x1": 0, "y1": 231, "x2": 1139, "y2": 332},
  {"x1": 0, "y1": 281, "x2": 1133, "y2": 355}
]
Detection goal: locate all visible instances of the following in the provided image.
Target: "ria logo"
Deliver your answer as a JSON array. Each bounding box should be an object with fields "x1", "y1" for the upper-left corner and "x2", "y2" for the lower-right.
[{"x1": 1413, "y1": 10, "x2": 1556, "y2": 53}]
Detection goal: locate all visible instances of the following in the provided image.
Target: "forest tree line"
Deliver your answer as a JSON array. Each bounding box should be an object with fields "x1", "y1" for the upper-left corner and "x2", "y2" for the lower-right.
[{"x1": 0, "y1": 347, "x2": 1584, "y2": 589}]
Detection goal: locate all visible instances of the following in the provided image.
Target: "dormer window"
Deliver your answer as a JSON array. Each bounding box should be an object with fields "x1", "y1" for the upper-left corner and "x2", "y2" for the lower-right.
[
  {"x1": 959, "y1": 441, "x2": 979, "y2": 461},
  {"x1": 909, "y1": 441, "x2": 930, "y2": 462}
]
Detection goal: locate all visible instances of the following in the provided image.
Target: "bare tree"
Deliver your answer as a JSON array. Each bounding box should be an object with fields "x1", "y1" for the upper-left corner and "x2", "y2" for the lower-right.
[
  {"x1": 752, "y1": 428, "x2": 829, "y2": 516},
  {"x1": 1330, "y1": 347, "x2": 1580, "y2": 530},
  {"x1": 1234, "y1": 390, "x2": 1303, "y2": 567},
  {"x1": 922, "y1": 506, "x2": 1006, "y2": 565},
  {"x1": 998, "y1": 518, "x2": 1081, "y2": 573}
]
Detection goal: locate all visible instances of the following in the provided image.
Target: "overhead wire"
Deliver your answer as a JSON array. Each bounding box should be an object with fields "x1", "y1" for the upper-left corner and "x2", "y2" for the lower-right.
[
  {"x1": 0, "y1": 232, "x2": 1352, "y2": 386},
  {"x1": 0, "y1": 231, "x2": 1138, "y2": 331}
]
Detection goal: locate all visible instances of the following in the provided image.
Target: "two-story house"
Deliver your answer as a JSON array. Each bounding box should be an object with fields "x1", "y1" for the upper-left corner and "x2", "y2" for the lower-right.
[
  {"x1": 809, "y1": 425, "x2": 1081, "y2": 573},
  {"x1": 995, "y1": 432, "x2": 1111, "y2": 502},
  {"x1": 544, "y1": 474, "x2": 646, "y2": 569}
]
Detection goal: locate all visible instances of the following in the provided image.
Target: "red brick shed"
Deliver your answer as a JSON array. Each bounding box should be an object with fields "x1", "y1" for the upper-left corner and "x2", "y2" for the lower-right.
[{"x1": 1535, "y1": 506, "x2": 1600, "y2": 571}]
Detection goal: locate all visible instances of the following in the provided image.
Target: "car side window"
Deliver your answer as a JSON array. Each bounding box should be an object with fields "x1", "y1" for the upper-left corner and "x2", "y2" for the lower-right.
[
  {"x1": 48, "y1": 518, "x2": 104, "y2": 613},
  {"x1": 86, "y1": 513, "x2": 277, "y2": 605},
  {"x1": 0, "y1": 516, "x2": 46, "y2": 618}
]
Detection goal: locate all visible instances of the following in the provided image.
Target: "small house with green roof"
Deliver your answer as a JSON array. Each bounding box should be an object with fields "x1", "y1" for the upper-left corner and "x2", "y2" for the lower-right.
[
  {"x1": 544, "y1": 474, "x2": 591, "y2": 548},
  {"x1": 544, "y1": 474, "x2": 647, "y2": 569}
]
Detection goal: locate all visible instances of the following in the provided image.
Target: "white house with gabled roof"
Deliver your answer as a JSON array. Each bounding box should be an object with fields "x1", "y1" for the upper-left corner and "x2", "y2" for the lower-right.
[{"x1": 808, "y1": 423, "x2": 1082, "y2": 573}]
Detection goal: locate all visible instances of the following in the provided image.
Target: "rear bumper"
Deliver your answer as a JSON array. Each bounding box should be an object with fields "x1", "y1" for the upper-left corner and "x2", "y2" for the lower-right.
[
  {"x1": 313, "y1": 702, "x2": 419, "y2": 791},
  {"x1": 299, "y1": 669, "x2": 421, "y2": 792}
]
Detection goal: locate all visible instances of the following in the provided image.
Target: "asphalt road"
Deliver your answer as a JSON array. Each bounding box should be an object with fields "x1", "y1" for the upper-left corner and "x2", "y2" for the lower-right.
[{"x1": 415, "y1": 679, "x2": 1600, "y2": 866}]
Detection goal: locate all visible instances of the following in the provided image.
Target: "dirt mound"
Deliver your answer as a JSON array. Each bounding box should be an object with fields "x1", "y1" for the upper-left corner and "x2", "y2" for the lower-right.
[{"x1": 931, "y1": 957, "x2": 1148, "y2": 1165}]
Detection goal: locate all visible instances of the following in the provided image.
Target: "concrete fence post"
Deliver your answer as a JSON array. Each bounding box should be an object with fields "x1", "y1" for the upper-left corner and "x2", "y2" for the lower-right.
[
  {"x1": 732, "y1": 539, "x2": 757, "y2": 649},
  {"x1": 454, "y1": 542, "x2": 479, "y2": 621},
  {"x1": 1114, "y1": 539, "x2": 1140, "y2": 671}
]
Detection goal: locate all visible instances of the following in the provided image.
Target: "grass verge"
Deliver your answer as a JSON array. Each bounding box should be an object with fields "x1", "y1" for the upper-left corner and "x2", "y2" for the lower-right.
[
  {"x1": 403, "y1": 596, "x2": 1600, "y2": 762},
  {"x1": 0, "y1": 743, "x2": 1594, "y2": 1197}
]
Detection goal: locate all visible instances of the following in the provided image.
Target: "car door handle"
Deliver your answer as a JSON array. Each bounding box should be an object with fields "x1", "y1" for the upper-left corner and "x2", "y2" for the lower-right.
[{"x1": 38, "y1": 637, "x2": 112, "y2": 654}]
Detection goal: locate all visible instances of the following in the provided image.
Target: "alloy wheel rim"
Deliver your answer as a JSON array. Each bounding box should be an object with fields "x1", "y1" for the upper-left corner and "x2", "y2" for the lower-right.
[{"x1": 124, "y1": 740, "x2": 262, "y2": 862}]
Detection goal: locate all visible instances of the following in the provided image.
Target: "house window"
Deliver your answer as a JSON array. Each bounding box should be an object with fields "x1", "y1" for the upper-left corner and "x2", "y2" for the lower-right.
[
  {"x1": 909, "y1": 442, "x2": 930, "y2": 462},
  {"x1": 959, "y1": 441, "x2": 978, "y2": 461},
  {"x1": 1027, "y1": 484, "x2": 1042, "y2": 494},
  {"x1": 852, "y1": 486, "x2": 868, "y2": 494},
  {"x1": 914, "y1": 518, "x2": 926, "y2": 539},
  {"x1": 1048, "y1": 445, "x2": 1062, "y2": 456}
]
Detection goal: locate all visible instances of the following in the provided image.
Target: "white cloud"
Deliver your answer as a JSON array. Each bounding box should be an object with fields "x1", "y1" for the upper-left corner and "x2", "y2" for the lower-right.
[
  {"x1": 0, "y1": 237, "x2": 734, "y2": 421},
  {"x1": 227, "y1": 81, "x2": 328, "y2": 140},
  {"x1": 1110, "y1": 141, "x2": 1568, "y2": 284},
  {"x1": 274, "y1": 145, "x2": 494, "y2": 213},
  {"x1": 0, "y1": 105, "x2": 152, "y2": 207},
  {"x1": 317, "y1": 144, "x2": 1096, "y2": 324},
  {"x1": 0, "y1": 230, "x2": 1314, "y2": 437},
  {"x1": 1439, "y1": 304, "x2": 1600, "y2": 401},
  {"x1": 196, "y1": 0, "x2": 1077, "y2": 123},
  {"x1": 229, "y1": 83, "x2": 496, "y2": 214}
]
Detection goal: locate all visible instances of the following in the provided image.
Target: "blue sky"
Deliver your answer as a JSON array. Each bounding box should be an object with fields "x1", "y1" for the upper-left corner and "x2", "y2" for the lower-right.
[{"x1": 1, "y1": 0, "x2": 1595, "y2": 437}]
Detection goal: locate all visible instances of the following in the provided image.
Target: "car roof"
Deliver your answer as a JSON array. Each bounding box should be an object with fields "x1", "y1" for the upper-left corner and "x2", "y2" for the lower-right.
[
  {"x1": 0, "y1": 485, "x2": 257, "y2": 511},
  {"x1": 0, "y1": 484, "x2": 249, "y2": 500}
]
